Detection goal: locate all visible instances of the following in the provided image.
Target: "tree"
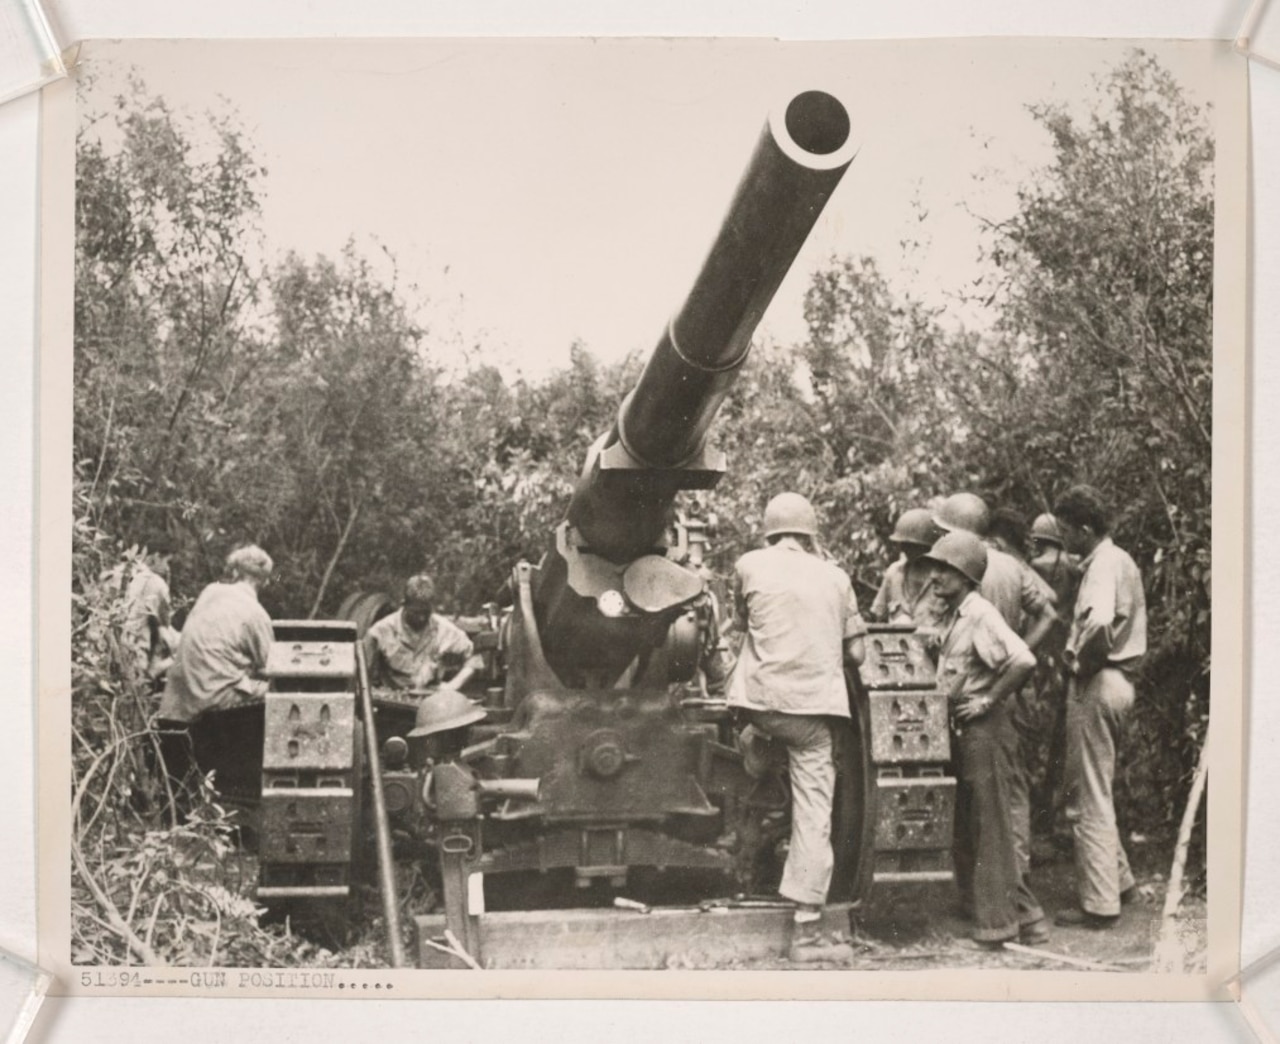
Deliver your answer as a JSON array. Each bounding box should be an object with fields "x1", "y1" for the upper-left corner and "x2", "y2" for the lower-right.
[
  {"x1": 75, "y1": 77, "x2": 271, "y2": 588},
  {"x1": 982, "y1": 49, "x2": 1214, "y2": 832},
  {"x1": 259, "y1": 248, "x2": 454, "y2": 616}
]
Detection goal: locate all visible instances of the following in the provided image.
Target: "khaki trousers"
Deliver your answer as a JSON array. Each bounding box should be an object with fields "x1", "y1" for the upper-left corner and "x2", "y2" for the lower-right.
[
  {"x1": 745, "y1": 710, "x2": 835, "y2": 906},
  {"x1": 952, "y1": 701, "x2": 1046, "y2": 942},
  {"x1": 1064, "y1": 668, "x2": 1136, "y2": 916},
  {"x1": 1008, "y1": 687, "x2": 1033, "y2": 878}
]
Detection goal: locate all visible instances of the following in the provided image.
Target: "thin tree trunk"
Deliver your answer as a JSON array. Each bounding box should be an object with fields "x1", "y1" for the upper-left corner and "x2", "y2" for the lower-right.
[{"x1": 308, "y1": 496, "x2": 362, "y2": 618}]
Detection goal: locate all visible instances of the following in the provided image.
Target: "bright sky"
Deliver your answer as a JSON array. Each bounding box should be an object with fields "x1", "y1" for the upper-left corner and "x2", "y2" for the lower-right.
[{"x1": 81, "y1": 39, "x2": 1217, "y2": 379}]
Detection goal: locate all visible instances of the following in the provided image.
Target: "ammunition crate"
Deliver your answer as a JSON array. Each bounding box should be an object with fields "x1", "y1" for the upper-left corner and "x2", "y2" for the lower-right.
[
  {"x1": 260, "y1": 788, "x2": 356, "y2": 863},
  {"x1": 860, "y1": 628, "x2": 937, "y2": 690},
  {"x1": 873, "y1": 773, "x2": 956, "y2": 852},
  {"x1": 867, "y1": 690, "x2": 951, "y2": 764},
  {"x1": 872, "y1": 849, "x2": 953, "y2": 883},
  {"x1": 263, "y1": 692, "x2": 356, "y2": 771},
  {"x1": 265, "y1": 639, "x2": 355, "y2": 680}
]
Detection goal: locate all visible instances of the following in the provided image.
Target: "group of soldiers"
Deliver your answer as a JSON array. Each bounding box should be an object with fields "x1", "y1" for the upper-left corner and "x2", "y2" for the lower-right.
[
  {"x1": 724, "y1": 485, "x2": 1147, "y2": 950},
  {"x1": 119, "y1": 480, "x2": 1146, "y2": 953},
  {"x1": 119, "y1": 543, "x2": 486, "y2": 809}
]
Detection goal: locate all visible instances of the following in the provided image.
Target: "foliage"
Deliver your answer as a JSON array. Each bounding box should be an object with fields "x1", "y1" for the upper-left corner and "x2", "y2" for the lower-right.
[
  {"x1": 71, "y1": 495, "x2": 368, "y2": 966},
  {"x1": 982, "y1": 51, "x2": 1214, "y2": 835}
]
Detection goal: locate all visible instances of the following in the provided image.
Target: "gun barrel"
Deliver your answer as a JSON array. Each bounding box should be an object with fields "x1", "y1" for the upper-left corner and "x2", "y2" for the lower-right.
[
  {"x1": 568, "y1": 91, "x2": 856, "y2": 563},
  {"x1": 618, "y1": 89, "x2": 856, "y2": 471}
]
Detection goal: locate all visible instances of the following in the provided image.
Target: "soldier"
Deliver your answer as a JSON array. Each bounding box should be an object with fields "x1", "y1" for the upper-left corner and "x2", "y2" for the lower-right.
[
  {"x1": 870, "y1": 507, "x2": 945, "y2": 629},
  {"x1": 365, "y1": 574, "x2": 484, "y2": 691},
  {"x1": 158, "y1": 545, "x2": 274, "y2": 723},
  {"x1": 933, "y1": 494, "x2": 1057, "y2": 647},
  {"x1": 120, "y1": 533, "x2": 181, "y2": 688},
  {"x1": 726, "y1": 492, "x2": 866, "y2": 941},
  {"x1": 1051, "y1": 486, "x2": 1147, "y2": 929},
  {"x1": 933, "y1": 492, "x2": 1057, "y2": 880},
  {"x1": 408, "y1": 687, "x2": 489, "y2": 767},
  {"x1": 154, "y1": 545, "x2": 276, "y2": 819},
  {"x1": 925, "y1": 530, "x2": 1049, "y2": 947},
  {"x1": 1028, "y1": 511, "x2": 1083, "y2": 832},
  {"x1": 988, "y1": 507, "x2": 1031, "y2": 563},
  {"x1": 1029, "y1": 513, "x2": 1082, "y2": 614}
]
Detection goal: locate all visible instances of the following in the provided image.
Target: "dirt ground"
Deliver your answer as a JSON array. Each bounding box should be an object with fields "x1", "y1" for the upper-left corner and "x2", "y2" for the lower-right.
[
  {"x1": 725, "y1": 842, "x2": 1207, "y2": 972},
  {"x1": 253, "y1": 833, "x2": 1206, "y2": 972}
]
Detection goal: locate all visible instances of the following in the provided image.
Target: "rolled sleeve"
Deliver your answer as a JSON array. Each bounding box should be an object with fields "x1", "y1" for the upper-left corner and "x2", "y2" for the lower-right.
[
  {"x1": 1071, "y1": 557, "x2": 1118, "y2": 676},
  {"x1": 971, "y1": 611, "x2": 1029, "y2": 673},
  {"x1": 1019, "y1": 560, "x2": 1053, "y2": 616},
  {"x1": 870, "y1": 577, "x2": 890, "y2": 621}
]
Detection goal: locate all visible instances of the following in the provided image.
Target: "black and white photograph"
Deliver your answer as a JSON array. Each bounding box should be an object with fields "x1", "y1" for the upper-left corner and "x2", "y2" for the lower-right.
[{"x1": 42, "y1": 36, "x2": 1245, "y2": 997}]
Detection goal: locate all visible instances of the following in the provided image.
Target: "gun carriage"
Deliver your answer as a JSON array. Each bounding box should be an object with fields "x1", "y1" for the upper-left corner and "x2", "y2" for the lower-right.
[{"x1": 201, "y1": 90, "x2": 957, "y2": 968}]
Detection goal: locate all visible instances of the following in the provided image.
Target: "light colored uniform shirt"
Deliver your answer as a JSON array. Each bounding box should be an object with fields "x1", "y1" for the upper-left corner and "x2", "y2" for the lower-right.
[
  {"x1": 727, "y1": 543, "x2": 866, "y2": 719},
  {"x1": 1067, "y1": 537, "x2": 1147, "y2": 678},
  {"x1": 365, "y1": 610, "x2": 474, "y2": 690},
  {"x1": 158, "y1": 582, "x2": 273, "y2": 723},
  {"x1": 871, "y1": 557, "x2": 946, "y2": 628},
  {"x1": 122, "y1": 564, "x2": 171, "y2": 653},
  {"x1": 936, "y1": 590, "x2": 1036, "y2": 702},
  {"x1": 981, "y1": 546, "x2": 1054, "y2": 637}
]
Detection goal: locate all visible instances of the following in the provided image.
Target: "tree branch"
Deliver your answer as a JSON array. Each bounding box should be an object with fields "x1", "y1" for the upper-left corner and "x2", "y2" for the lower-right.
[{"x1": 308, "y1": 492, "x2": 363, "y2": 618}]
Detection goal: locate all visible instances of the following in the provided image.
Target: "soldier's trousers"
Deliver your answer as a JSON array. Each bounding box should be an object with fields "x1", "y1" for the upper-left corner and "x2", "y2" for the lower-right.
[
  {"x1": 152, "y1": 717, "x2": 201, "y2": 825},
  {"x1": 952, "y1": 701, "x2": 1047, "y2": 943},
  {"x1": 1064, "y1": 669, "x2": 1136, "y2": 916},
  {"x1": 745, "y1": 710, "x2": 835, "y2": 906}
]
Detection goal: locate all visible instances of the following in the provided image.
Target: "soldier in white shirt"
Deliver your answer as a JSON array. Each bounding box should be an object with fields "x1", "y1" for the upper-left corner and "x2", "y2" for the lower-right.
[
  {"x1": 364, "y1": 574, "x2": 481, "y2": 690},
  {"x1": 1051, "y1": 486, "x2": 1147, "y2": 929}
]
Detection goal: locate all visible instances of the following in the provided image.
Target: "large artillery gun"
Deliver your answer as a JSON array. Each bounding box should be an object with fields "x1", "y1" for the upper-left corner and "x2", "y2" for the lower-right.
[{"x1": 206, "y1": 90, "x2": 957, "y2": 968}]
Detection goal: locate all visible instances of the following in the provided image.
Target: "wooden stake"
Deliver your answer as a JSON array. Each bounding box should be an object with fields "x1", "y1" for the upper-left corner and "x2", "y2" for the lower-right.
[{"x1": 1153, "y1": 728, "x2": 1210, "y2": 973}]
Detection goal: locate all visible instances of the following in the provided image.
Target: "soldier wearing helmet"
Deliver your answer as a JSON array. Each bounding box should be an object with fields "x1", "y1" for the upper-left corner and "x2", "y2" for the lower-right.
[
  {"x1": 1029, "y1": 513, "x2": 1082, "y2": 618},
  {"x1": 727, "y1": 492, "x2": 866, "y2": 941},
  {"x1": 934, "y1": 491, "x2": 1058, "y2": 881},
  {"x1": 1022, "y1": 511, "x2": 1084, "y2": 844},
  {"x1": 925, "y1": 531, "x2": 1048, "y2": 948},
  {"x1": 869, "y1": 507, "x2": 946, "y2": 630},
  {"x1": 934, "y1": 493, "x2": 1058, "y2": 650},
  {"x1": 409, "y1": 687, "x2": 489, "y2": 765}
]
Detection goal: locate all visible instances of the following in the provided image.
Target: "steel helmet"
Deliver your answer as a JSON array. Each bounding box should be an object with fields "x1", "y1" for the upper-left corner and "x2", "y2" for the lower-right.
[
  {"x1": 924, "y1": 531, "x2": 988, "y2": 586},
  {"x1": 890, "y1": 507, "x2": 941, "y2": 548},
  {"x1": 933, "y1": 492, "x2": 991, "y2": 537},
  {"x1": 1030, "y1": 513, "x2": 1065, "y2": 547},
  {"x1": 408, "y1": 688, "x2": 488, "y2": 738},
  {"x1": 762, "y1": 492, "x2": 819, "y2": 539}
]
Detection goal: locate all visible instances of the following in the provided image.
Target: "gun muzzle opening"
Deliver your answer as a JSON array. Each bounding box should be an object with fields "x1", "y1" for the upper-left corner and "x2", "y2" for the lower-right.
[{"x1": 784, "y1": 90, "x2": 851, "y2": 157}]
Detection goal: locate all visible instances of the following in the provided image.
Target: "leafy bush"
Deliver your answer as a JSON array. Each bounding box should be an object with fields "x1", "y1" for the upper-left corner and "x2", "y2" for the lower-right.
[{"x1": 70, "y1": 492, "x2": 376, "y2": 966}]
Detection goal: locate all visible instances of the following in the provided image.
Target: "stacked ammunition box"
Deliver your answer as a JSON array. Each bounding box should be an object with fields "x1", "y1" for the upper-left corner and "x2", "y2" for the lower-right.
[
  {"x1": 860, "y1": 624, "x2": 956, "y2": 884},
  {"x1": 256, "y1": 621, "x2": 362, "y2": 899}
]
